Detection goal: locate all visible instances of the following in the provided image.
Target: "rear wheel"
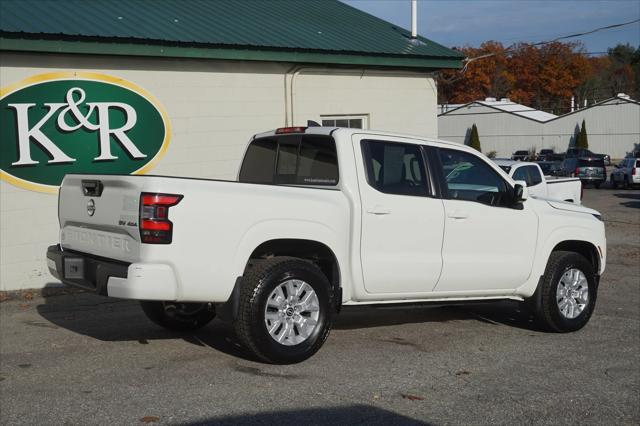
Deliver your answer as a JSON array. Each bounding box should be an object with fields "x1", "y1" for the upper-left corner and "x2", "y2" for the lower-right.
[
  {"x1": 140, "y1": 301, "x2": 216, "y2": 331},
  {"x1": 234, "y1": 257, "x2": 333, "y2": 364},
  {"x1": 529, "y1": 251, "x2": 597, "y2": 332}
]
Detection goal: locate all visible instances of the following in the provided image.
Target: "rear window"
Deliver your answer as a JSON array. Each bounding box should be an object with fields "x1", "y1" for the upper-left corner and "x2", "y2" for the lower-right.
[
  {"x1": 239, "y1": 135, "x2": 338, "y2": 185},
  {"x1": 578, "y1": 158, "x2": 605, "y2": 167},
  {"x1": 636, "y1": 160, "x2": 640, "y2": 168}
]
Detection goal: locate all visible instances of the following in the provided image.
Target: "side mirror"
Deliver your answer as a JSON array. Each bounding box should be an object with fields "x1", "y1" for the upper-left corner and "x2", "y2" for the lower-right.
[{"x1": 513, "y1": 181, "x2": 528, "y2": 203}]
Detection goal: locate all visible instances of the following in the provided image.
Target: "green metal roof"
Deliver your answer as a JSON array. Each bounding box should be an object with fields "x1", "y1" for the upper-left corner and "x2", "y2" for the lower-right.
[{"x1": 0, "y1": 0, "x2": 463, "y2": 69}]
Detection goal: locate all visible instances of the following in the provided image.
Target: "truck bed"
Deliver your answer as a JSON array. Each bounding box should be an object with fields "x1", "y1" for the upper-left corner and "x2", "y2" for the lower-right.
[{"x1": 57, "y1": 174, "x2": 350, "y2": 301}]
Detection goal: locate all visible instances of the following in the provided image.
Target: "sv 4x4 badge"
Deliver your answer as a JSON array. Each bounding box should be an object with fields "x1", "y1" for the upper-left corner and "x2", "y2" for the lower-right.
[{"x1": 0, "y1": 72, "x2": 171, "y2": 193}]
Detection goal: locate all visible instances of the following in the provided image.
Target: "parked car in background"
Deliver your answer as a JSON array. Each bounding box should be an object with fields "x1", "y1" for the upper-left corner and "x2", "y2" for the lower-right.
[
  {"x1": 537, "y1": 149, "x2": 555, "y2": 161},
  {"x1": 536, "y1": 160, "x2": 563, "y2": 176},
  {"x1": 565, "y1": 148, "x2": 611, "y2": 165},
  {"x1": 511, "y1": 150, "x2": 530, "y2": 161},
  {"x1": 611, "y1": 157, "x2": 640, "y2": 188},
  {"x1": 495, "y1": 160, "x2": 582, "y2": 203},
  {"x1": 561, "y1": 157, "x2": 607, "y2": 188}
]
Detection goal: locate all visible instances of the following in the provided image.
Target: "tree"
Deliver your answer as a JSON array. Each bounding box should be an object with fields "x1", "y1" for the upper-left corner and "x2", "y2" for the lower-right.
[
  {"x1": 576, "y1": 119, "x2": 589, "y2": 149},
  {"x1": 469, "y1": 124, "x2": 481, "y2": 152}
]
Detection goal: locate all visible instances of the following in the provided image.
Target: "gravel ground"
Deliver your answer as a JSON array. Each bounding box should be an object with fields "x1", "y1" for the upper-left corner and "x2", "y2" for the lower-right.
[{"x1": 0, "y1": 188, "x2": 638, "y2": 425}]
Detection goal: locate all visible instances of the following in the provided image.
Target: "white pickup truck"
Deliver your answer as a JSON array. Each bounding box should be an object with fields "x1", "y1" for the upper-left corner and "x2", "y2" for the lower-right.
[
  {"x1": 48, "y1": 127, "x2": 606, "y2": 364},
  {"x1": 494, "y1": 160, "x2": 582, "y2": 204}
]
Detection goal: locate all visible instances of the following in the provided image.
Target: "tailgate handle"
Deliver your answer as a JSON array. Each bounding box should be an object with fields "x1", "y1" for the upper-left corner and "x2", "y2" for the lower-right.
[{"x1": 82, "y1": 180, "x2": 104, "y2": 197}]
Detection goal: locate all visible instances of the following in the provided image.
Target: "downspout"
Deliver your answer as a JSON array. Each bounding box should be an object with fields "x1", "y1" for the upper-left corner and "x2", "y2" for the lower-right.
[{"x1": 284, "y1": 66, "x2": 334, "y2": 126}]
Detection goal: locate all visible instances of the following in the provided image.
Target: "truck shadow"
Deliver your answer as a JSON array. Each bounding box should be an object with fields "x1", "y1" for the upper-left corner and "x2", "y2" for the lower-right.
[
  {"x1": 36, "y1": 291, "x2": 537, "y2": 362},
  {"x1": 183, "y1": 405, "x2": 430, "y2": 425}
]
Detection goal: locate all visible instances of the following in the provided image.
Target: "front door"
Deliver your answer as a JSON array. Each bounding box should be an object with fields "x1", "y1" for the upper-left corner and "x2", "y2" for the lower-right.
[
  {"x1": 434, "y1": 148, "x2": 538, "y2": 292},
  {"x1": 354, "y1": 136, "x2": 445, "y2": 294}
]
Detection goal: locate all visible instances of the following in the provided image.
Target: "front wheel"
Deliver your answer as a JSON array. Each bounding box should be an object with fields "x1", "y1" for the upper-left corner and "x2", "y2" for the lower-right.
[
  {"x1": 234, "y1": 257, "x2": 333, "y2": 364},
  {"x1": 140, "y1": 301, "x2": 216, "y2": 331},
  {"x1": 528, "y1": 251, "x2": 597, "y2": 332}
]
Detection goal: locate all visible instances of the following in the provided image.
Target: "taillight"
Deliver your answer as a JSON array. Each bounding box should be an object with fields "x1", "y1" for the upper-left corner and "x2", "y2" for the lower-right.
[
  {"x1": 575, "y1": 167, "x2": 581, "y2": 176},
  {"x1": 633, "y1": 168, "x2": 637, "y2": 176},
  {"x1": 139, "y1": 193, "x2": 183, "y2": 244}
]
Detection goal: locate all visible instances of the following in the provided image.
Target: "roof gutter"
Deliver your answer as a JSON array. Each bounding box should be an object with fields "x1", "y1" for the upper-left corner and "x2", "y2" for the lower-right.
[{"x1": 0, "y1": 37, "x2": 464, "y2": 70}]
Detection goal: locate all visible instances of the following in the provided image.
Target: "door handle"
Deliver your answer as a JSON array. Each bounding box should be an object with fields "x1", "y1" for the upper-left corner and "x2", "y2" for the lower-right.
[
  {"x1": 447, "y1": 210, "x2": 469, "y2": 219},
  {"x1": 367, "y1": 206, "x2": 391, "y2": 215}
]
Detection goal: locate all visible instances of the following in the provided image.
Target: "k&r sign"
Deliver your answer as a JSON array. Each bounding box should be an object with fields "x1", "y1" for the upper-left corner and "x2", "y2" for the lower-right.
[{"x1": 0, "y1": 72, "x2": 170, "y2": 193}]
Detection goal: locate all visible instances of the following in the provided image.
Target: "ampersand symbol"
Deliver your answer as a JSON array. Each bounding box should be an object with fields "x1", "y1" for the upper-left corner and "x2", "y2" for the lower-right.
[{"x1": 57, "y1": 87, "x2": 99, "y2": 132}]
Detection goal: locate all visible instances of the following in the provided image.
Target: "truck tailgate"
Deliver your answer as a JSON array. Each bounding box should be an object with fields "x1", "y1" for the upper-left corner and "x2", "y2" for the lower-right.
[{"x1": 58, "y1": 175, "x2": 142, "y2": 263}]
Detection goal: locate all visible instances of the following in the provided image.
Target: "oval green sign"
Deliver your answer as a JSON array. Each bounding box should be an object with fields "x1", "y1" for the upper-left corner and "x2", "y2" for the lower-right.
[{"x1": 0, "y1": 72, "x2": 171, "y2": 193}]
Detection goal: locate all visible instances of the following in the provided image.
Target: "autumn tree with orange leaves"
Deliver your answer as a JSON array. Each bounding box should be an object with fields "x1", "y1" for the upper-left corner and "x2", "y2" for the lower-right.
[{"x1": 438, "y1": 42, "x2": 639, "y2": 115}]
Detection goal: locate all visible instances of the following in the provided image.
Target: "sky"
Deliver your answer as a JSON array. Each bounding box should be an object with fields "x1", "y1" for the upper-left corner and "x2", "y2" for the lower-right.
[{"x1": 342, "y1": 0, "x2": 640, "y2": 53}]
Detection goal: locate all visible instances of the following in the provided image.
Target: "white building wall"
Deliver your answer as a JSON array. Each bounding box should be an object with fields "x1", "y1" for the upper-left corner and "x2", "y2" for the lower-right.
[
  {"x1": 544, "y1": 99, "x2": 640, "y2": 159},
  {"x1": 438, "y1": 103, "x2": 545, "y2": 157},
  {"x1": 439, "y1": 99, "x2": 640, "y2": 159},
  {"x1": 0, "y1": 52, "x2": 438, "y2": 291}
]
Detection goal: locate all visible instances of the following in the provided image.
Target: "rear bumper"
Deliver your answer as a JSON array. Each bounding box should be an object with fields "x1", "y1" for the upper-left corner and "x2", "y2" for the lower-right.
[
  {"x1": 578, "y1": 176, "x2": 605, "y2": 183},
  {"x1": 47, "y1": 245, "x2": 179, "y2": 300}
]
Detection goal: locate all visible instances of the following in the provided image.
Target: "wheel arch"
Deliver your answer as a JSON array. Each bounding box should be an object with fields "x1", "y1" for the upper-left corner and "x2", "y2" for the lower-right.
[
  {"x1": 247, "y1": 238, "x2": 342, "y2": 296},
  {"x1": 219, "y1": 238, "x2": 343, "y2": 321},
  {"x1": 551, "y1": 240, "x2": 600, "y2": 274}
]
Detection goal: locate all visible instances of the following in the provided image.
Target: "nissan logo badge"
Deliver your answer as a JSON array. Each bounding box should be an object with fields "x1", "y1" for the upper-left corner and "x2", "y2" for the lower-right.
[{"x1": 87, "y1": 199, "x2": 96, "y2": 216}]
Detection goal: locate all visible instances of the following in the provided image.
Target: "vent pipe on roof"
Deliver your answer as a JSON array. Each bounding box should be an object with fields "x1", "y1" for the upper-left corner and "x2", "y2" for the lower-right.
[{"x1": 411, "y1": 0, "x2": 417, "y2": 38}]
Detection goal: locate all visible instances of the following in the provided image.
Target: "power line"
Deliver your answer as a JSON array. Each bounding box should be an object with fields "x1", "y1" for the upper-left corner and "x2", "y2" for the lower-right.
[{"x1": 440, "y1": 18, "x2": 640, "y2": 84}]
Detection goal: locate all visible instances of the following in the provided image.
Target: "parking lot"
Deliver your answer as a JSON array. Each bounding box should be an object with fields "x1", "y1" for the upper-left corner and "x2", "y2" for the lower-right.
[{"x1": 0, "y1": 188, "x2": 638, "y2": 425}]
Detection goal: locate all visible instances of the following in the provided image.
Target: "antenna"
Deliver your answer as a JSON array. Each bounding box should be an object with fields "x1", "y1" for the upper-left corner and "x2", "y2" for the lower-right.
[{"x1": 411, "y1": 0, "x2": 417, "y2": 38}]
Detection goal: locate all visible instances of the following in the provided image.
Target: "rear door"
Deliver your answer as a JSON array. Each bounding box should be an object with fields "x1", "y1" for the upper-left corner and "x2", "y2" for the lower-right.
[
  {"x1": 58, "y1": 175, "x2": 143, "y2": 263},
  {"x1": 434, "y1": 148, "x2": 538, "y2": 292},
  {"x1": 353, "y1": 135, "x2": 445, "y2": 294}
]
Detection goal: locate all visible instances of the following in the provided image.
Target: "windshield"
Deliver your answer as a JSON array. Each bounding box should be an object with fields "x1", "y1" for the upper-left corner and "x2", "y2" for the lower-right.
[{"x1": 578, "y1": 158, "x2": 605, "y2": 167}]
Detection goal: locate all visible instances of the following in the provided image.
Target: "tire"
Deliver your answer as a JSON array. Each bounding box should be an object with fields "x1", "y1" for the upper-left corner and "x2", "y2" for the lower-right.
[
  {"x1": 594, "y1": 182, "x2": 601, "y2": 189},
  {"x1": 610, "y1": 175, "x2": 618, "y2": 189},
  {"x1": 140, "y1": 301, "x2": 216, "y2": 331},
  {"x1": 234, "y1": 257, "x2": 333, "y2": 364},
  {"x1": 530, "y1": 251, "x2": 597, "y2": 332}
]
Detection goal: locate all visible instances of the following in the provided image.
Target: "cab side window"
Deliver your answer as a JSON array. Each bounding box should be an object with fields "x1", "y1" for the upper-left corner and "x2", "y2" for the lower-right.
[
  {"x1": 513, "y1": 166, "x2": 542, "y2": 187},
  {"x1": 528, "y1": 166, "x2": 542, "y2": 186},
  {"x1": 512, "y1": 166, "x2": 529, "y2": 183},
  {"x1": 439, "y1": 148, "x2": 509, "y2": 206},
  {"x1": 362, "y1": 140, "x2": 429, "y2": 196}
]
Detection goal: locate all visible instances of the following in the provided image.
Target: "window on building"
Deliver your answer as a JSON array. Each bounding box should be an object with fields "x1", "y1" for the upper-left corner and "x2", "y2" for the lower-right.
[
  {"x1": 321, "y1": 115, "x2": 368, "y2": 129},
  {"x1": 361, "y1": 140, "x2": 428, "y2": 196}
]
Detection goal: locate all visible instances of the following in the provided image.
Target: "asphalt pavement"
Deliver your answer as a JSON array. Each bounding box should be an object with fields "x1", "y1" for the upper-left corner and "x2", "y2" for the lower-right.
[{"x1": 0, "y1": 188, "x2": 638, "y2": 425}]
